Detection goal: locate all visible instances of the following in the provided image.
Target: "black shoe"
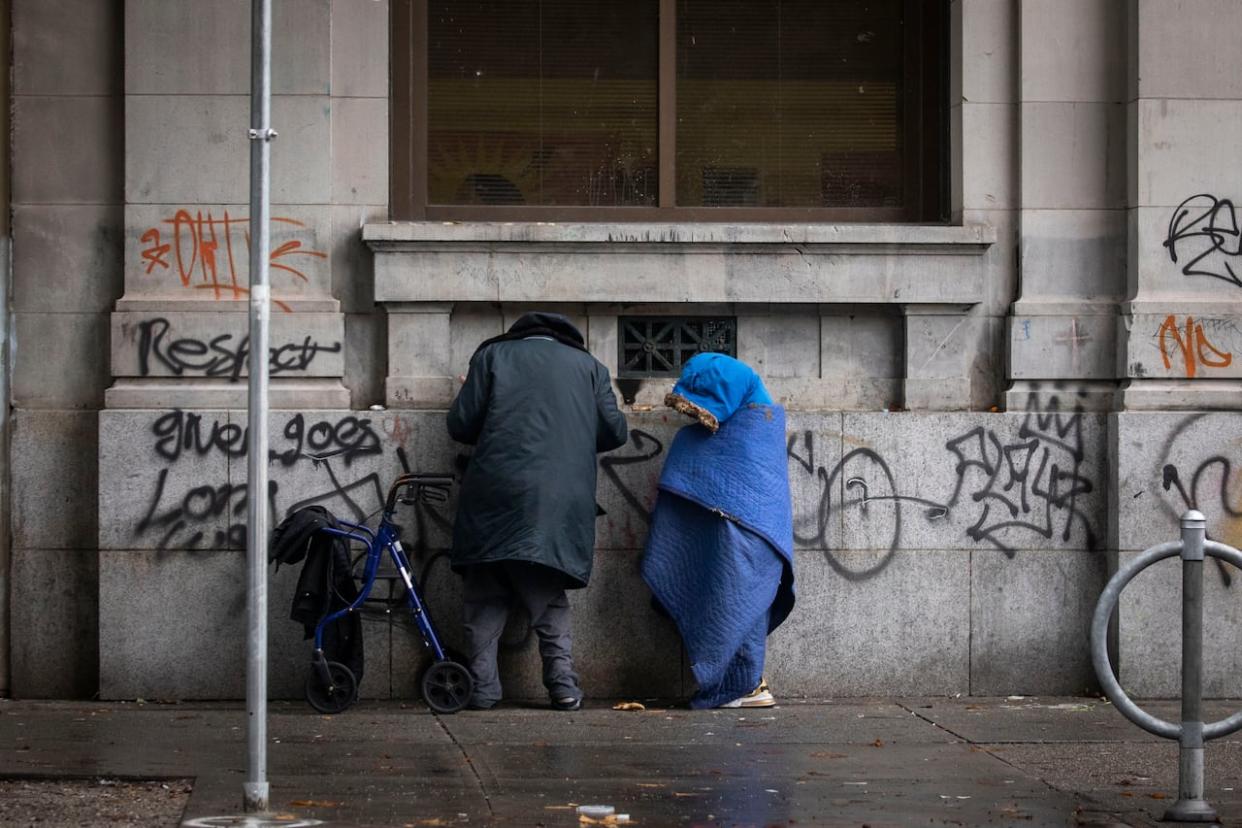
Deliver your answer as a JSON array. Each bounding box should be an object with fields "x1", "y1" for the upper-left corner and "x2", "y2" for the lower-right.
[
  {"x1": 466, "y1": 699, "x2": 496, "y2": 711},
  {"x1": 551, "y1": 696, "x2": 582, "y2": 711}
]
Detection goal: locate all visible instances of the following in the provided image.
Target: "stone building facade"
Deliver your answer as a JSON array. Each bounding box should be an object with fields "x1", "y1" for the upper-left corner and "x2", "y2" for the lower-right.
[{"x1": 3, "y1": 0, "x2": 1241, "y2": 701}]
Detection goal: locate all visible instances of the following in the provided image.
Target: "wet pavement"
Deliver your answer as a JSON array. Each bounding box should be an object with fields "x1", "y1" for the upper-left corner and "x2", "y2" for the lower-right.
[{"x1": 2, "y1": 697, "x2": 1241, "y2": 827}]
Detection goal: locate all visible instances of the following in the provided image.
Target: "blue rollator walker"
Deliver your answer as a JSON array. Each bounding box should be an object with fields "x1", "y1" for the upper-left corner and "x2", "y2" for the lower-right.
[{"x1": 305, "y1": 473, "x2": 473, "y2": 715}]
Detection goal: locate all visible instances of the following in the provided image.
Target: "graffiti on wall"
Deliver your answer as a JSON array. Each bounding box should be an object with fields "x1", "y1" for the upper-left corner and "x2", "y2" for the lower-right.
[
  {"x1": 777, "y1": 395, "x2": 1101, "y2": 582},
  {"x1": 1155, "y1": 412, "x2": 1242, "y2": 585},
  {"x1": 123, "y1": 409, "x2": 1104, "y2": 587},
  {"x1": 785, "y1": 431, "x2": 949, "y2": 580},
  {"x1": 125, "y1": 408, "x2": 517, "y2": 646},
  {"x1": 138, "y1": 210, "x2": 327, "y2": 311},
  {"x1": 944, "y1": 397, "x2": 1098, "y2": 554},
  {"x1": 136, "y1": 410, "x2": 387, "y2": 552},
  {"x1": 1164, "y1": 193, "x2": 1242, "y2": 289},
  {"x1": 134, "y1": 317, "x2": 341, "y2": 381},
  {"x1": 1155, "y1": 315, "x2": 1236, "y2": 378}
]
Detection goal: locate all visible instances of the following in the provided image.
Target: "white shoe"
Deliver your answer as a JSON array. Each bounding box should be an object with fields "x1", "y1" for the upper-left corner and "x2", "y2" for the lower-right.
[{"x1": 718, "y1": 678, "x2": 776, "y2": 708}]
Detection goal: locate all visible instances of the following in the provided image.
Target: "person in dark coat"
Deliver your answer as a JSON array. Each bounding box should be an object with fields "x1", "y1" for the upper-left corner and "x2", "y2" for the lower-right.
[{"x1": 447, "y1": 311, "x2": 629, "y2": 710}]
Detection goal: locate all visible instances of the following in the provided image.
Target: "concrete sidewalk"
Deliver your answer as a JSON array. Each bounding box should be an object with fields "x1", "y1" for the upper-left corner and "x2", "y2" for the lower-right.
[{"x1": 1, "y1": 697, "x2": 1240, "y2": 827}]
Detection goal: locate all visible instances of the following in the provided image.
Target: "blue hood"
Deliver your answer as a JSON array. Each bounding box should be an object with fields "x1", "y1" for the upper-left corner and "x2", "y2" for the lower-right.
[{"x1": 667, "y1": 353, "x2": 772, "y2": 432}]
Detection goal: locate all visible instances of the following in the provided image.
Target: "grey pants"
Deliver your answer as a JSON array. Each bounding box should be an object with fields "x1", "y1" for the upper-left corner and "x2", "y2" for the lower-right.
[{"x1": 461, "y1": 562, "x2": 581, "y2": 707}]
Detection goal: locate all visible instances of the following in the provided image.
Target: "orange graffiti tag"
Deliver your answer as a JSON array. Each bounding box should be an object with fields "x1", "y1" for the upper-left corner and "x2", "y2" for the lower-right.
[
  {"x1": 138, "y1": 210, "x2": 327, "y2": 313},
  {"x1": 140, "y1": 228, "x2": 170, "y2": 273},
  {"x1": 1158, "y1": 314, "x2": 1234, "y2": 378}
]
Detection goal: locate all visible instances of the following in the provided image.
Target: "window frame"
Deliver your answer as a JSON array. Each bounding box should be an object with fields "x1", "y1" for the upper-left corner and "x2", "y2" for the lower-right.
[{"x1": 391, "y1": 0, "x2": 947, "y2": 223}]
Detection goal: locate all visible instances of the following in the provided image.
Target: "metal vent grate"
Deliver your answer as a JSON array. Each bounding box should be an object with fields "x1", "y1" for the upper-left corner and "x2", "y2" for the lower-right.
[{"x1": 618, "y1": 316, "x2": 737, "y2": 378}]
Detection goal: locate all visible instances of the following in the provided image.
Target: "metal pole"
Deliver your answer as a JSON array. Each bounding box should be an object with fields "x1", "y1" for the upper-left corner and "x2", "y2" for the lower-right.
[
  {"x1": 1164, "y1": 510, "x2": 1217, "y2": 823},
  {"x1": 244, "y1": 0, "x2": 274, "y2": 813}
]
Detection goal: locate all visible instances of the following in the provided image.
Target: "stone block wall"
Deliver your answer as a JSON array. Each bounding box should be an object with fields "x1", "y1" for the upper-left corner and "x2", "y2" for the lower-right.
[
  {"x1": 91, "y1": 399, "x2": 1242, "y2": 702},
  {"x1": 6, "y1": 0, "x2": 392, "y2": 697},
  {"x1": 110, "y1": 0, "x2": 390, "y2": 412},
  {"x1": 8, "y1": 0, "x2": 123, "y2": 697},
  {"x1": 96, "y1": 399, "x2": 1122, "y2": 700},
  {"x1": 5, "y1": 0, "x2": 1242, "y2": 701},
  {"x1": 1112, "y1": 411, "x2": 1242, "y2": 697}
]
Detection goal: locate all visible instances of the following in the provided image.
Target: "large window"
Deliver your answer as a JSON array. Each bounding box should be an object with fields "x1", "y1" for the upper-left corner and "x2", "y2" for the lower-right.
[{"x1": 392, "y1": 0, "x2": 947, "y2": 221}]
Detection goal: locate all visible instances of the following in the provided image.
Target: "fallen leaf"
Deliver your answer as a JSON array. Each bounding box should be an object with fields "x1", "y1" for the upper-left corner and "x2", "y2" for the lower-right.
[
  {"x1": 1149, "y1": 793, "x2": 1167, "y2": 800},
  {"x1": 613, "y1": 702, "x2": 646, "y2": 712},
  {"x1": 871, "y1": 739, "x2": 884, "y2": 748},
  {"x1": 290, "y1": 800, "x2": 340, "y2": 808}
]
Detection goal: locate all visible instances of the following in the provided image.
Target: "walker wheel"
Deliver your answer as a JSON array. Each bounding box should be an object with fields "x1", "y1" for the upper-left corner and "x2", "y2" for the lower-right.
[
  {"x1": 421, "y1": 661, "x2": 473, "y2": 714},
  {"x1": 305, "y1": 661, "x2": 358, "y2": 714}
]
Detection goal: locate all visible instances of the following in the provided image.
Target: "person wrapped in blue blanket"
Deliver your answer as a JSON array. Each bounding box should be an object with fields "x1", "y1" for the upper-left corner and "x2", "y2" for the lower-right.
[{"x1": 641, "y1": 353, "x2": 796, "y2": 708}]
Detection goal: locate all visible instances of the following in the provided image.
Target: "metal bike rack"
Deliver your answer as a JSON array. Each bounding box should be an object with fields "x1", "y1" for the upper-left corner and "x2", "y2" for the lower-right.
[{"x1": 1091, "y1": 510, "x2": 1242, "y2": 823}]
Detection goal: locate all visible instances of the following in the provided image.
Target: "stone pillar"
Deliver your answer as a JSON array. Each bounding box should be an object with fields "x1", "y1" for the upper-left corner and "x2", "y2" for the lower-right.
[
  {"x1": 901, "y1": 305, "x2": 981, "y2": 411},
  {"x1": 1006, "y1": 0, "x2": 1127, "y2": 412},
  {"x1": 1117, "y1": 0, "x2": 1242, "y2": 410},
  {"x1": 386, "y1": 302, "x2": 455, "y2": 408},
  {"x1": 1108, "y1": 2, "x2": 1242, "y2": 694},
  {"x1": 818, "y1": 307, "x2": 901, "y2": 410},
  {"x1": 107, "y1": 0, "x2": 350, "y2": 410}
]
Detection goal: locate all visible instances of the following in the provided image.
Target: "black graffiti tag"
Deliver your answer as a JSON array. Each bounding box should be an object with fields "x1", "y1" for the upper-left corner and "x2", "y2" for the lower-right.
[
  {"x1": 1164, "y1": 194, "x2": 1242, "y2": 289},
  {"x1": 136, "y1": 468, "x2": 278, "y2": 552},
  {"x1": 599, "y1": 429, "x2": 665, "y2": 525},
  {"x1": 1157, "y1": 413, "x2": 1242, "y2": 587},
  {"x1": 786, "y1": 431, "x2": 949, "y2": 581},
  {"x1": 152, "y1": 409, "x2": 246, "y2": 462},
  {"x1": 137, "y1": 317, "x2": 342, "y2": 382},
  {"x1": 944, "y1": 403, "x2": 1098, "y2": 555},
  {"x1": 276, "y1": 414, "x2": 381, "y2": 466},
  {"x1": 151, "y1": 409, "x2": 380, "y2": 466}
]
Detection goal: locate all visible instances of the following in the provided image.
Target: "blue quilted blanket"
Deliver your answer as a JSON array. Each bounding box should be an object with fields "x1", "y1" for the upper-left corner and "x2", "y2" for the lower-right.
[{"x1": 641, "y1": 404, "x2": 795, "y2": 708}]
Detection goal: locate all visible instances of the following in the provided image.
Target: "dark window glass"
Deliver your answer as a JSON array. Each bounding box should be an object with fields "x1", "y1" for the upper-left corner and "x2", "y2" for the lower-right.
[
  {"x1": 428, "y1": 0, "x2": 659, "y2": 207},
  {"x1": 400, "y1": 0, "x2": 945, "y2": 220},
  {"x1": 676, "y1": 0, "x2": 905, "y2": 208}
]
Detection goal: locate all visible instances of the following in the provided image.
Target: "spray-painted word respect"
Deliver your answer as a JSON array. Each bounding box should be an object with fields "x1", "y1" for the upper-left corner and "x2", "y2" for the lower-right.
[{"x1": 136, "y1": 317, "x2": 341, "y2": 381}]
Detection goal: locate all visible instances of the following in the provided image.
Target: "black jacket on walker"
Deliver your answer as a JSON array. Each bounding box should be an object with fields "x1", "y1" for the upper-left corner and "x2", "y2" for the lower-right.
[
  {"x1": 447, "y1": 312, "x2": 629, "y2": 588},
  {"x1": 271, "y1": 505, "x2": 365, "y2": 683}
]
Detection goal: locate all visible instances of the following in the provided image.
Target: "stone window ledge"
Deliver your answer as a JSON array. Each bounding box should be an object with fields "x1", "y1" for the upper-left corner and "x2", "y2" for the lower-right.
[
  {"x1": 364, "y1": 221, "x2": 993, "y2": 247},
  {"x1": 363, "y1": 221, "x2": 995, "y2": 306}
]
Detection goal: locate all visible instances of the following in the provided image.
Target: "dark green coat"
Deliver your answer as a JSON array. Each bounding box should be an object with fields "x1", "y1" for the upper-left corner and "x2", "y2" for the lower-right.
[{"x1": 447, "y1": 326, "x2": 629, "y2": 588}]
